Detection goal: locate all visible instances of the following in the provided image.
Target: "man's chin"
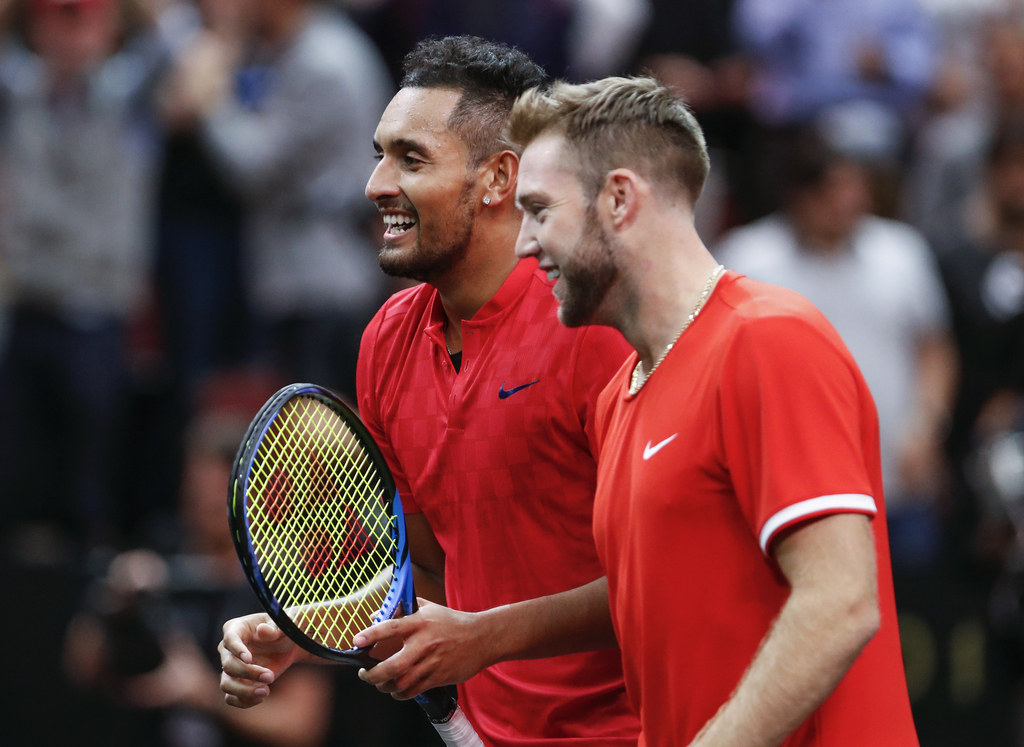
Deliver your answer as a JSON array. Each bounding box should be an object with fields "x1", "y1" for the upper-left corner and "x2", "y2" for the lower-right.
[
  {"x1": 378, "y1": 245, "x2": 423, "y2": 280},
  {"x1": 556, "y1": 299, "x2": 594, "y2": 328}
]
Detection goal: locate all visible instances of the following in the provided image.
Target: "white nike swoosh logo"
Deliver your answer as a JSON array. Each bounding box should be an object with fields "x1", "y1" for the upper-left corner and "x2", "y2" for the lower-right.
[{"x1": 643, "y1": 433, "x2": 678, "y2": 460}]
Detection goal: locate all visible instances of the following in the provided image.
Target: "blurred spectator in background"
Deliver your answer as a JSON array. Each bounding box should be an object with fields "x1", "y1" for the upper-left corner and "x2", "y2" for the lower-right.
[
  {"x1": 112, "y1": 0, "x2": 254, "y2": 549},
  {"x1": 716, "y1": 133, "x2": 957, "y2": 571},
  {"x1": 942, "y1": 118, "x2": 1024, "y2": 517},
  {"x1": 63, "y1": 378, "x2": 333, "y2": 746},
  {"x1": 735, "y1": 0, "x2": 938, "y2": 218},
  {"x1": 631, "y1": 0, "x2": 753, "y2": 240},
  {"x1": 736, "y1": 0, "x2": 937, "y2": 126},
  {"x1": 353, "y1": 0, "x2": 650, "y2": 83},
  {"x1": 162, "y1": 0, "x2": 392, "y2": 404},
  {"x1": 921, "y1": 115, "x2": 1024, "y2": 747},
  {"x1": 906, "y1": 11, "x2": 1024, "y2": 256},
  {"x1": 156, "y1": 0, "x2": 249, "y2": 399},
  {"x1": 0, "y1": 0, "x2": 166, "y2": 548}
]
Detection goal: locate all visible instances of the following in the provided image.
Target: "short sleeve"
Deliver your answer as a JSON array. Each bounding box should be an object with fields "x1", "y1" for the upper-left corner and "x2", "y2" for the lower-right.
[
  {"x1": 356, "y1": 306, "x2": 419, "y2": 513},
  {"x1": 719, "y1": 314, "x2": 877, "y2": 555},
  {"x1": 572, "y1": 326, "x2": 634, "y2": 458}
]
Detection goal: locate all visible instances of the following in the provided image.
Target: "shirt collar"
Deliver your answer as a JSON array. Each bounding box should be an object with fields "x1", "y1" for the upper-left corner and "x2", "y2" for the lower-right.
[{"x1": 424, "y1": 257, "x2": 539, "y2": 345}]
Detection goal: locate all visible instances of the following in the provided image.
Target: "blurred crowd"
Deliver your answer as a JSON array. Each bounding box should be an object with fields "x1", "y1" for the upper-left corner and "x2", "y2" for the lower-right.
[{"x1": 2, "y1": 0, "x2": 1024, "y2": 744}]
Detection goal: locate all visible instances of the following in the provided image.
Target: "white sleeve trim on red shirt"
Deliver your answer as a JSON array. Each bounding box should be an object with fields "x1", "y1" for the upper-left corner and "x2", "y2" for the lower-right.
[{"x1": 759, "y1": 493, "x2": 877, "y2": 554}]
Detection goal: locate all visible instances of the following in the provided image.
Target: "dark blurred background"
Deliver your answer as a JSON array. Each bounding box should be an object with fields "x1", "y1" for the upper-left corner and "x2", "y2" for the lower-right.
[{"x1": 2, "y1": 0, "x2": 1024, "y2": 743}]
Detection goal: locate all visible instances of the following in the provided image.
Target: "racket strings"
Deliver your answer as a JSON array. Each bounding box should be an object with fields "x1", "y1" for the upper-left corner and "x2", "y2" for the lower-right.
[
  {"x1": 251, "y1": 406, "x2": 391, "y2": 645},
  {"x1": 246, "y1": 396, "x2": 396, "y2": 650}
]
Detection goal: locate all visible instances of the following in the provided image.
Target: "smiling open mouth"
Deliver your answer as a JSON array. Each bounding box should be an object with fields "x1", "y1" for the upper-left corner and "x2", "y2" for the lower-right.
[{"x1": 384, "y1": 214, "x2": 417, "y2": 235}]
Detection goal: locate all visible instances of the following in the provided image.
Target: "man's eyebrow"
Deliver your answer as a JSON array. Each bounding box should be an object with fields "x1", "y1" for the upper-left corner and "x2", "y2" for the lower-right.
[
  {"x1": 377, "y1": 136, "x2": 432, "y2": 157},
  {"x1": 516, "y1": 191, "x2": 544, "y2": 210}
]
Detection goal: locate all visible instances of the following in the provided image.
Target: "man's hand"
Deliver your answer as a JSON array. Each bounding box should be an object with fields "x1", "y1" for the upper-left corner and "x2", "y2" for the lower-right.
[
  {"x1": 219, "y1": 613, "x2": 308, "y2": 708},
  {"x1": 352, "y1": 578, "x2": 616, "y2": 701},
  {"x1": 353, "y1": 599, "x2": 496, "y2": 700}
]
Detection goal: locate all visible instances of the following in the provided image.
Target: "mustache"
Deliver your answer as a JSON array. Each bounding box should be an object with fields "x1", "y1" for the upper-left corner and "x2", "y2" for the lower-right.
[{"x1": 375, "y1": 198, "x2": 418, "y2": 219}]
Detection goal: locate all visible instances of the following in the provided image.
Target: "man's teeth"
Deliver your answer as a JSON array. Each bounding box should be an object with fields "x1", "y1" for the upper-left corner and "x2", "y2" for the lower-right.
[
  {"x1": 384, "y1": 215, "x2": 417, "y2": 233},
  {"x1": 547, "y1": 268, "x2": 561, "y2": 281}
]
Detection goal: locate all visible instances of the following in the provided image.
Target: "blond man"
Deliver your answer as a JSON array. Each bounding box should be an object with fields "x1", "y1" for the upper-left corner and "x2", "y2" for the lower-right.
[{"x1": 507, "y1": 77, "x2": 918, "y2": 747}]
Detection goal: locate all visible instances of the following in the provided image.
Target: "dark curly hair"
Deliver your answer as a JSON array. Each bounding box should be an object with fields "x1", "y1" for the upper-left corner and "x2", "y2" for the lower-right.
[{"x1": 401, "y1": 36, "x2": 548, "y2": 164}]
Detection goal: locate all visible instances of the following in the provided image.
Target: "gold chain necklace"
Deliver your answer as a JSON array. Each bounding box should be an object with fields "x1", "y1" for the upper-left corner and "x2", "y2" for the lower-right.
[{"x1": 629, "y1": 265, "x2": 725, "y2": 396}]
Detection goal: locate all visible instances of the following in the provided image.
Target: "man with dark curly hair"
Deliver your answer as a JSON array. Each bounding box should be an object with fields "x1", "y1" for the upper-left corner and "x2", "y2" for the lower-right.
[{"x1": 218, "y1": 37, "x2": 640, "y2": 747}]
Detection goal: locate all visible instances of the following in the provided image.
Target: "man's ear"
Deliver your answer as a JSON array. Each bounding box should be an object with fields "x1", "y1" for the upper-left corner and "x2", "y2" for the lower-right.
[
  {"x1": 480, "y1": 151, "x2": 520, "y2": 207},
  {"x1": 600, "y1": 169, "x2": 643, "y2": 231}
]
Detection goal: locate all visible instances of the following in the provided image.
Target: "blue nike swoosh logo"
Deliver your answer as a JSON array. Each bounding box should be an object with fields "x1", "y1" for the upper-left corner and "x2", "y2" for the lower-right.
[{"x1": 499, "y1": 380, "x2": 540, "y2": 399}]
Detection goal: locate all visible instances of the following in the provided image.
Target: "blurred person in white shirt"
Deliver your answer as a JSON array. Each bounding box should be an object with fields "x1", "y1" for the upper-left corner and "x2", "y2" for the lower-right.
[{"x1": 717, "y1": 133, "x2": 957, "y2": 569}]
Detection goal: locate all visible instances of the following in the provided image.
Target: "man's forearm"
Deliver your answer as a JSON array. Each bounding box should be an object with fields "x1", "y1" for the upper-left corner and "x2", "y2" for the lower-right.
[
  {"x1": 353, "y1": 577, "x2": 618, "y2": 697},
  {"x1": 692, "y1": 515, "x2": 880, "y2": 747},
  {"x1": 412, "y1": 563, "x2": 446, "y2": 606},
  {"x1": 479, "y1": 577, "x2": 618, "y2": 664},
  {"x1": 691, "y1": 584, "x2": 879, "y2": 747}
]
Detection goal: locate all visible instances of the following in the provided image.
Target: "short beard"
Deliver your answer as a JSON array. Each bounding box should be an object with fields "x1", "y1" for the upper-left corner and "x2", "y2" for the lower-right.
[
  {"x1": 378, "y1": 180, "x2": 475, "y2": 284},
  {"x1": 557, "y1": 204, "x2": 620, "y2": 328}
]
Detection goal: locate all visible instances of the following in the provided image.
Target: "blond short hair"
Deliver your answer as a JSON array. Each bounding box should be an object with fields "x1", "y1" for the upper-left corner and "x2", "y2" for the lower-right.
[{"x1": 507, "y1": 77, "x2": 710, "y2": 204}]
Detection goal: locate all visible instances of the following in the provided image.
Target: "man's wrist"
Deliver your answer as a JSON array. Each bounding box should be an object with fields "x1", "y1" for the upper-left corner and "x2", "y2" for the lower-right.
[{"x1": 474, "y1": 603, "x2": 521, "y2": 668}]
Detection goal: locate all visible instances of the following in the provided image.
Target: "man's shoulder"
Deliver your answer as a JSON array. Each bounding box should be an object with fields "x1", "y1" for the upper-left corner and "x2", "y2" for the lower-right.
[
  {"x1": 720, "y1": 273, "x2": 820, "y2": 320},
  {"x1": 717, "y1": 274, "x2": 847, "y2": 351},
  {"x1": 363, "y1": 283, "x2": 434, "y2": 350}
]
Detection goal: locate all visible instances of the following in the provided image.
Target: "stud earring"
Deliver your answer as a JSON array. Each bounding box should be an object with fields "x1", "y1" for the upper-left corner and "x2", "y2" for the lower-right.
[{"x1": 483, "y1": 197, "x2": 491, "y2": 205}]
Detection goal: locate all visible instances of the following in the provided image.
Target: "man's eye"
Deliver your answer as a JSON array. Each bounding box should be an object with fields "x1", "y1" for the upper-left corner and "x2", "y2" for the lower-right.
[
  {"x1": 402, "y1": 156, "x2": 423, "y2": 167},
  {"x1": 372, "y1": 153, "x2": 383, "y2": 162}
]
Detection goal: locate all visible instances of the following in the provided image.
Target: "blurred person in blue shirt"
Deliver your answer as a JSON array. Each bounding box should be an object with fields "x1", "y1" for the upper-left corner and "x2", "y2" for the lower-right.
[
  {"x1": 731, "y1": 0, "x2": 939, "y2": 221},
  {"x1": 736, "y1": 0, "x2": 938, "y2": 127},
  {"x1": 162, "y1": 0, "x2": 392, "y2": 405}
]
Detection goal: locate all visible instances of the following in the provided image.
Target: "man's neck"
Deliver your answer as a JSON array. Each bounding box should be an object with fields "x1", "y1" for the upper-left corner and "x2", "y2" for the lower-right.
[
  {"x1": 612, "y1": 215, "x2": 721, "y2": 372},
  {"x1": 436, "y1": 215, "x2": 522, "y2": 354}
]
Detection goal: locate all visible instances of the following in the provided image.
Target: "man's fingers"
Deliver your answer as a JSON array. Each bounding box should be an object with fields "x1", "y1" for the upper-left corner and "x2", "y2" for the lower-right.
[
  {"x1": 359, "y1": 644, "x2": 418, "y2": 686},
  {"x1": 218, "y1": 639, "x2": 276, "y2": 683},
  {"x1": 220, "y1": 671, "x2": 271, "y2": 707},
  {"x1": 390, "y1": 667, "x2": 434, "y2": 701},
  {"x1": 221, "y1": 625, "x2": 253, "y2": 664},
  {"x1": 255, "y1": 621, "x2": 285, "y2": 641},
  {"x1": 353, "y1": 615, "x2": 416, "y2": 648}
]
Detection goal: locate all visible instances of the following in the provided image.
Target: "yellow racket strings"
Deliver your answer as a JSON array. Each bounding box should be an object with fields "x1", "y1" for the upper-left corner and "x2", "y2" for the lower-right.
[{"x1": 246, "y1": 396, "x2": 396, "y2": 650}]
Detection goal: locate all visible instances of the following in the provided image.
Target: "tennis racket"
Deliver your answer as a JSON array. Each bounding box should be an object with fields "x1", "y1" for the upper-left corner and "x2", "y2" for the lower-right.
[{"x1": 228, "y1": 383, "x2": 483, "y2": 747}]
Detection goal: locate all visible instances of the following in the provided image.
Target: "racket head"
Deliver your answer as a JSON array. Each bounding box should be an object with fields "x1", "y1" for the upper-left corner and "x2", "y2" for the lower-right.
[{"x1": 229, "y1": 383, "x2": 414, "y2": 667}]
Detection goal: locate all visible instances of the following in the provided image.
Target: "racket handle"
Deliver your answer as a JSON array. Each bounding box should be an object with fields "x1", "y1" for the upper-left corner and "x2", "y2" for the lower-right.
[
  {"x1": 431, "y1": 704, "x2": 484, "y2": 747},
  {"x1": 415, "y1": 687, "x2": 484, "y2": 747}
]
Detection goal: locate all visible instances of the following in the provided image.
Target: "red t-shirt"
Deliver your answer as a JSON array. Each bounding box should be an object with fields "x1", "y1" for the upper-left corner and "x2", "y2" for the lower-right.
[
  {"x1": 592, "y1": 272, "x2": 918, "y2": 747},
  {"x1": 357, "y1": 258, "x2": 640, "y2": 747}
]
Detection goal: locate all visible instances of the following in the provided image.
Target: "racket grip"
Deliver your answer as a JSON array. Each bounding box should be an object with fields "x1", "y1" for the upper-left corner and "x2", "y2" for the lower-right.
[{"x1": 431, "y1": 704, "x2": 484, "y2": 747}]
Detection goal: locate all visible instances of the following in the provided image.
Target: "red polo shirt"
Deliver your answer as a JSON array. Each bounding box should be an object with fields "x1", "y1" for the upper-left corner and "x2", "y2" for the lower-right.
[
  {"x1": 592, "y1": 272, "x2": 917, "y2": 747},
  {"x1": 357, "y1": 258, "x2": 639, "y2": 747}
]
